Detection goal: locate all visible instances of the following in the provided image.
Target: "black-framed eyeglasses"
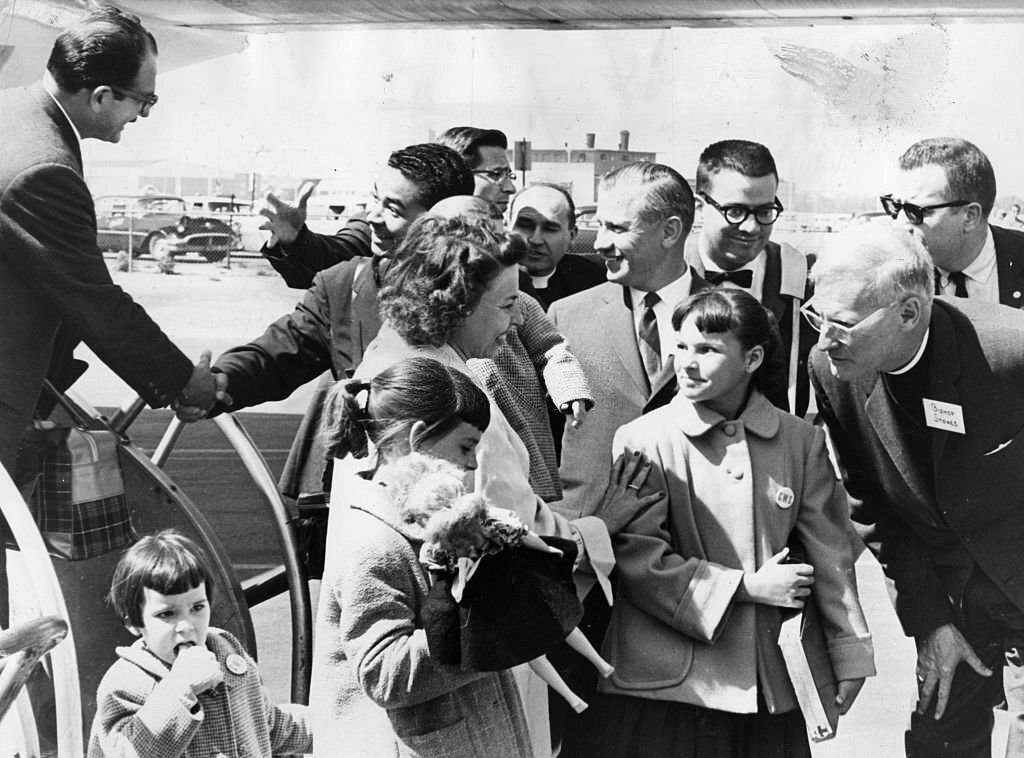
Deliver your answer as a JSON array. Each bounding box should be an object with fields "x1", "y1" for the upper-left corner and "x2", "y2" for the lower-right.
[
  {"x1": 110, "y1": 85, "x2": 159, "y2": 112},
  {"x1": 698, "y1": 192, "x2": 784, "y2": 226},
  {"x1": 879, "y1": 194, "x2": 970, "y2": 225},
  {"x1": 473, "y1": 168, "x2": 517, "y2": 184}
]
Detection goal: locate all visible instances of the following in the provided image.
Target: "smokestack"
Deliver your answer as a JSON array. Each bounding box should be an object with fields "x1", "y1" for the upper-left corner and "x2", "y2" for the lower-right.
[
  {"x1": 585, "y1": 133, "x2": 595, "y2": 149},
  {"x1": 619, "y1": 130, "x2": 630, "y2": 151}
]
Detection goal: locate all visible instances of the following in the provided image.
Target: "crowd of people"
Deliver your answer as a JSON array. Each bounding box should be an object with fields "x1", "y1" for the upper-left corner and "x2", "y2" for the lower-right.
[{"x1": 9, "y1": 5, "x2": 1024, "y2": 758}]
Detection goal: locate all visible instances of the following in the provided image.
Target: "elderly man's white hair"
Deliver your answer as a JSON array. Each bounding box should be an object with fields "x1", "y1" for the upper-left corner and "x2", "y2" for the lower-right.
[{"x1": 812, "y1": 222, "x2": 935, "y2": 307}]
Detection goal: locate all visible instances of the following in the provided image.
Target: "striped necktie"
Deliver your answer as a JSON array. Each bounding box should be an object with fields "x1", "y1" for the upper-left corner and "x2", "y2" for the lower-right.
[{"x1": 638, "y1": 291, "x2": 661, "y2": 385}]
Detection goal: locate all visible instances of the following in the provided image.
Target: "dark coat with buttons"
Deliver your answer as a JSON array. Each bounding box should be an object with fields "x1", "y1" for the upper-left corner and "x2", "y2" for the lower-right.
[
  {"x1": 992, "y1": 224, "x2": 1024, "y2": 308},
  {"x1": 0, "y1": 84, "x2": 191, "y2": 472},
  {"x1": 811, "y1": 297, "x2": 1024, "y2": 639}
]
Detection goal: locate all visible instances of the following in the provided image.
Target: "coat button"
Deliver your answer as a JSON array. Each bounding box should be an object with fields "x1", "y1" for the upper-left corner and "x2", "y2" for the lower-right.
[
  {"x1": 728, "y1": 469, "x2": 744, "y2": 480},
  {"x1": 723, "y1": 423, "x2": 736, "y2": 437}
]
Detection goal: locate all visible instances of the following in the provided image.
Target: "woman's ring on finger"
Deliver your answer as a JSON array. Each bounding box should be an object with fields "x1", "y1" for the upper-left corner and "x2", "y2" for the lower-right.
[{"x1": 627, "y1": 484, "x2": 640, "y2": 491}]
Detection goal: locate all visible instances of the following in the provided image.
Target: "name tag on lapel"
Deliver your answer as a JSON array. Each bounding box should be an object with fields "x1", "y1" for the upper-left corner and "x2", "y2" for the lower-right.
[{"x1": 922, "y1": 398, "x2": 966, "y2": 434}]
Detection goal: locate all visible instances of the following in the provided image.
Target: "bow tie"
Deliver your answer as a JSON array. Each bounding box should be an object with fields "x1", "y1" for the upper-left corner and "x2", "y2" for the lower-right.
[{"x1": 704, "y1": 269, "x2": 753, "y2": 288}]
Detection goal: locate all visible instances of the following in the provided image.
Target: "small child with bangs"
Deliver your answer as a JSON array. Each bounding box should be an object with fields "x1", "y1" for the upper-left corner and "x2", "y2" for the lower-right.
[{"x1": 87, "y1": 529, "x2": 311, "y2": 758}]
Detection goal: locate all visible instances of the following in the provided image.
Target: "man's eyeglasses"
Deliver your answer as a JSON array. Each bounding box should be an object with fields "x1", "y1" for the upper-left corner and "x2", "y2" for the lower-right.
[
  {"x1": 110, "y1": 85, "x2": 159, "y2": 112},
  {"x1": 698, "y1": 192, "x2": 784, "y2": 226},
  {"x1": 879, "y1": 194, "x2": 970, "y2": 225},
  {"x1": 473, "y1": 168, "x2": 517, "y2": 184},
  {"x1": 800, "y1": 302, "x2": 896, "y2": 346}
]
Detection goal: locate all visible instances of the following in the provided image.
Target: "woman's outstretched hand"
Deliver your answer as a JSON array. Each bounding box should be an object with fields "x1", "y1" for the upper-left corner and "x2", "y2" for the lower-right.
[{"x1": 592, "y1": 449, "x2": 664, "y2": 535}]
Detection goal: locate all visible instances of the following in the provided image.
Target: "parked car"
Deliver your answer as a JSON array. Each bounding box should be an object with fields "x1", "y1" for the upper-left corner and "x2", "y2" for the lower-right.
[
  {"x1": 186, "y1": 195, "x2": 266, "y2": 251},
  {"x1": 569, "y1": 203, "x2": 598, "y2": 256},
  {"x1": 95, "y1": 194, "x2": 236, "y2": 262}
]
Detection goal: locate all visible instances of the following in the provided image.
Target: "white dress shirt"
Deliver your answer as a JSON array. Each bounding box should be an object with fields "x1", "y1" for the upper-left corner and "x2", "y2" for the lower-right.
[
  {"x1": 937, "y1": 228, "x2": 998, "y2": 303},
  {"x1": 630, "y1": 269, "x2": 694, "y2": 367}
]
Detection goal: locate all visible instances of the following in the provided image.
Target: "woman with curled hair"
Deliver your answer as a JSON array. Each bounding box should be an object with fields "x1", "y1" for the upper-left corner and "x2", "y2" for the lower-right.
[
  {"x1": 346, "y1": 215, "x2": 659, "y2": 755},
  {"x1": 378, "y1": 214, "x2": 519, "y2": 350}
]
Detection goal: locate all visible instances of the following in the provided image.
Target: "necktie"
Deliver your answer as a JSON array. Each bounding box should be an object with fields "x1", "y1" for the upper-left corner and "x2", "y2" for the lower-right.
[
  {"x1": 638, "y1": 292, "x2": 661, "y2": 385},
  {"x1": 704, "y1": 269, "x2": 753, "y2": 288},
  {"x1": 948, "y1": 270, "x2": 969, "y2": 298}
]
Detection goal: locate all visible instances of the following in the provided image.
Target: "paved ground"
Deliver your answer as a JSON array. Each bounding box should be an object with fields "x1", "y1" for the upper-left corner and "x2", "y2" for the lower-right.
[{"x1": 22, "y1": 255, "x2": 934, "y2": 756}]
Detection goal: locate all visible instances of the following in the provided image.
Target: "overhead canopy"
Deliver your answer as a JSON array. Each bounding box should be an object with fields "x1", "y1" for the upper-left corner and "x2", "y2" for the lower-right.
[{"x1": 20, "y1": 0, "x2": 1024, "y2": 32}]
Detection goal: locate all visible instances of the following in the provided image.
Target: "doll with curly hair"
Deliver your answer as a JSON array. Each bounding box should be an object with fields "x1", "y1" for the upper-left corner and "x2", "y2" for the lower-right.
[{"x1": 391, "y1": 453, "x2": 614, "y2": 713}]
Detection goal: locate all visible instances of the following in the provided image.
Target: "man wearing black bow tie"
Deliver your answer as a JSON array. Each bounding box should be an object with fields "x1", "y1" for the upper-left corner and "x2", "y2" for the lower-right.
[{"x1": 685, "y1": 140, "x2": 816, "y2": 417}]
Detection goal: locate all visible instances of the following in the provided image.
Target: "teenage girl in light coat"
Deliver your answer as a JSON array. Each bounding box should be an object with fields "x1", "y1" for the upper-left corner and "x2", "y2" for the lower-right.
[{"x1": 570, "y1": 288, "x2": 875, "y2": 758}]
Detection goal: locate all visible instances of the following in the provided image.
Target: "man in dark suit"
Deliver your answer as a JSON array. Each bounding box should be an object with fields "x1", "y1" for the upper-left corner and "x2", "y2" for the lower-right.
[
  {"x1": 883, "y1": 137, "x2": 1024, "y2": 308},
  {"x1": 0, "y1": 6, "x2": 216, "y2": 478},
  {"x1": 685, "y1": 140, "x2": 816, "y2": 417},
  {"x1": 809, "y1": 222, "x2": 1024, "y2": 756},
  {"x1": 208, "y1": 145, "x2": 472, "y2": 495},
  {"x1": 510, "y1": 183, "x2": 607, "y2": 311}
]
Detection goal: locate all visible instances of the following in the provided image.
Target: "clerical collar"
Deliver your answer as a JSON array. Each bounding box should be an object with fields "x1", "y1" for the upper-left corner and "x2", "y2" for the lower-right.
[
  {"x1": 887, "y1": 328, "x2": 930, "y2": 375},
  {"x1": 527, "y1": 269, "x2": 555, "y2": 290}
]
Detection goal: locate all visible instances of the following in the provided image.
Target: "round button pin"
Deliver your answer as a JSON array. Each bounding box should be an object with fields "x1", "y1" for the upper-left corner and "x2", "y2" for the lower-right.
[
  {"x1": 226, "y1": 653, "x2": 247, "y2": 675},
  {"x1": 775, "y1": 486, "x2": 795, "y2": 509}
]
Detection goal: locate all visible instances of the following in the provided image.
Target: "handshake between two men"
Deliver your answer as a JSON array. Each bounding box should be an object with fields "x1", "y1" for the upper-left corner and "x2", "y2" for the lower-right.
[{"x1": 173, "y1": 351, "x2": 232, "y2": 423}]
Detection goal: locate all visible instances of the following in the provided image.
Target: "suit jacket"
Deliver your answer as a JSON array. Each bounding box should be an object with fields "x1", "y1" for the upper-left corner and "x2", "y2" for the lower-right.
[
  {"x1": 600, "y1": 392, "x2": 874, "y2": 712},
  {"x1": 261, "y1": 216, "x2": 372, "y2": 290},
  {"x1": 686, "y1": 240, "x2": 816, "y2": 417},
  {"x1": 549, "y1": 280, "x2": 696, "y2": 518},
  {"x1": 992, "y1": 224, "x2": 1024, "y2": 308},
  {"x1": 214, "y1": 256, "x2": 386, "y2": 413},
  {"x1": 518, "y1": 254, "x2": 607, "y2": 311},
  {"x1": 811, "y1": 297, "x2": 1024, "y2": 638},
  {"x1": 0, "y1": 84, "x2": 191, "y2": 472}
]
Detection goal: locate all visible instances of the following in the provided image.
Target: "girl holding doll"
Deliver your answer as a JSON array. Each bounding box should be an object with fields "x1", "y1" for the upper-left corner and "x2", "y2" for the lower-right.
[
  {"x1": 310, "y1": 356, "x2": 652, "y2": 758},
  {"x1": 569, "y1": 288, "x2": 876, "y2": 758}
]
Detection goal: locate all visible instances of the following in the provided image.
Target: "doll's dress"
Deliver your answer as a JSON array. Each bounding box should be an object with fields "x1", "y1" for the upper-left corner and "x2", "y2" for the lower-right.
[{"x1": 421, "y1": 534, "x2": 583, "y2": 671}]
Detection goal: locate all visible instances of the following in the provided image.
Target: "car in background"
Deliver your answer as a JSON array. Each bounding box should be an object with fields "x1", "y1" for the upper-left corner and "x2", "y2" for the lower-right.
[
  {"x1": 186, "y1": 195, "x2": 267, "y2": 251},
  {"x1": 95, "y1": 194, "x2": 236, "y2": 262},
  {"x1": 851, "y1": 210, "x2": 890, "y2": 225},
  {"x1": 569, "y1": 203, "x2": 598, "y2": 256}
]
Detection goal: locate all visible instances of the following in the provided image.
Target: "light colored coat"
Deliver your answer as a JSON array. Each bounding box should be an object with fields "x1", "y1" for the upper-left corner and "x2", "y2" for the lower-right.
[
  {"x1": 549, "y1": 282, "x2": 684, "y2": 520},
  {"x1": 469, "y1": 292, "x2": 593, "y2": 502},
  {"x1": 311, "y1": 472, "x2": 534, "y2": 758},
  {"x1": 600, "y1": 391, "x2": 875, "y2": 713},
  {"x1": 87, "y1": 628, "x2": 311, "y2": 757}
]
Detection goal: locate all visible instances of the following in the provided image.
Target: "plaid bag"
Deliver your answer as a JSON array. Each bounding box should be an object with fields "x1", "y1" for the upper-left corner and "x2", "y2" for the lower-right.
[{"x1": 16, "y1": 423, "x2": 135, "y2": 561}]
